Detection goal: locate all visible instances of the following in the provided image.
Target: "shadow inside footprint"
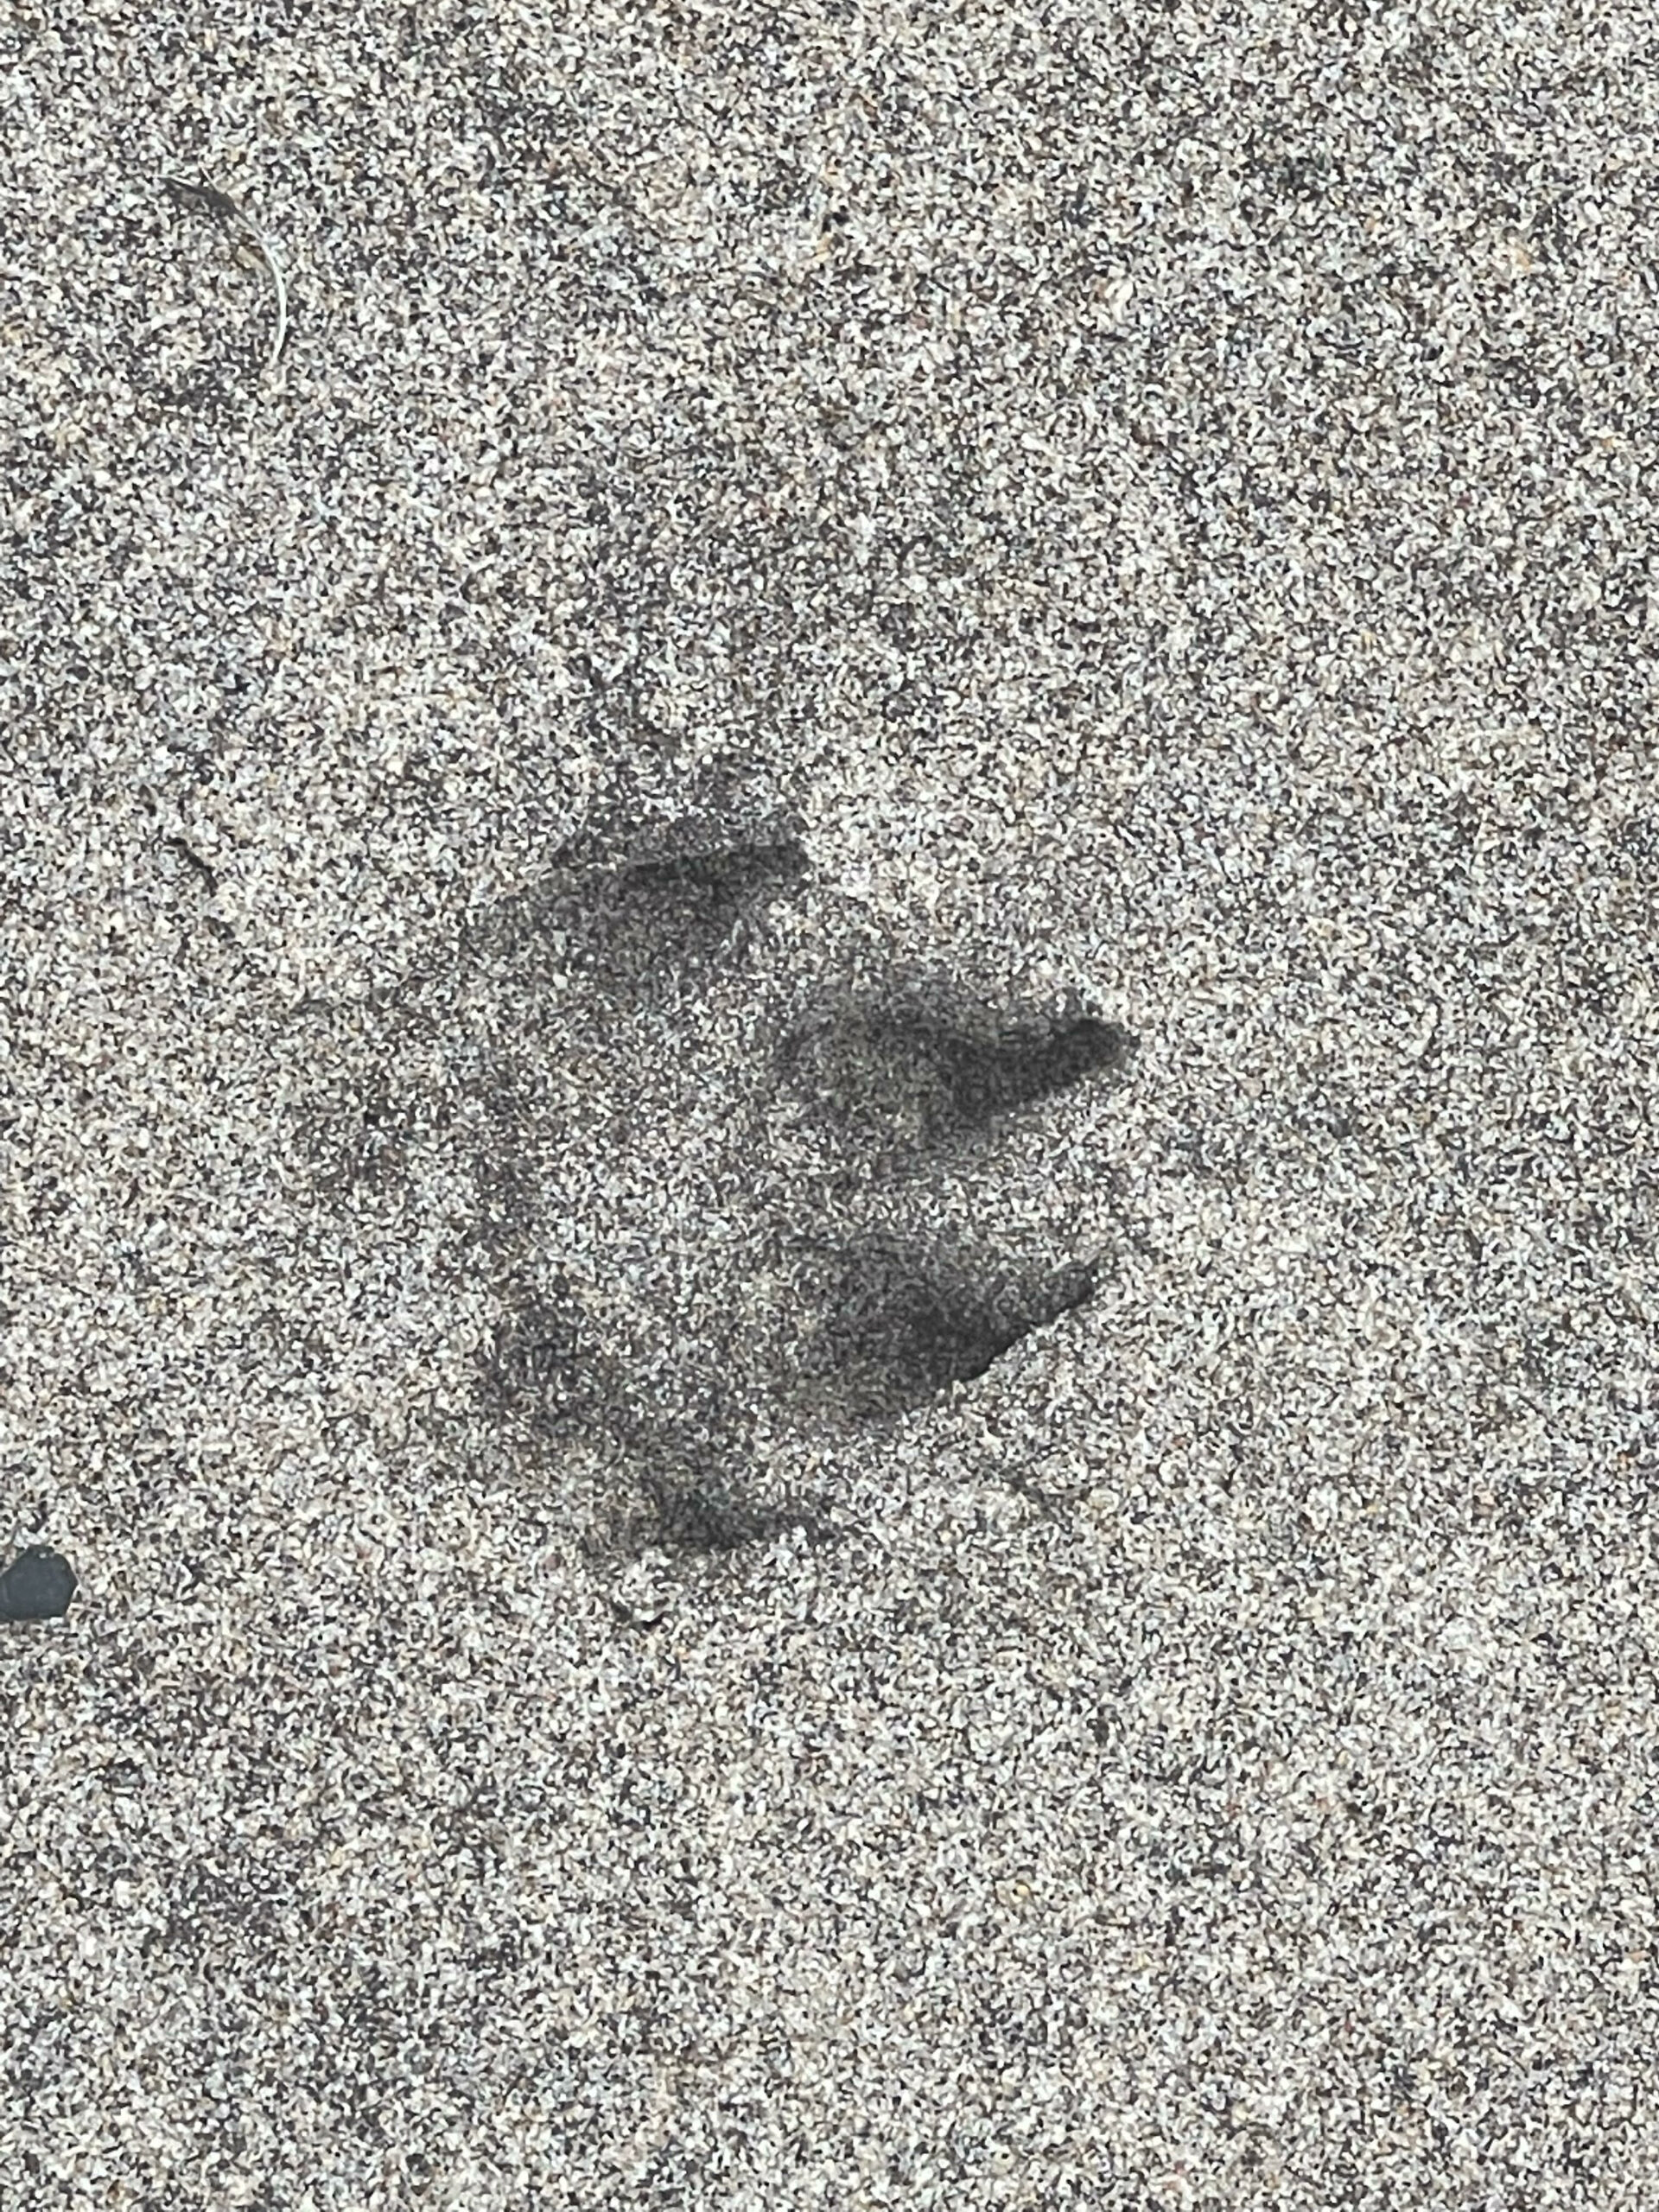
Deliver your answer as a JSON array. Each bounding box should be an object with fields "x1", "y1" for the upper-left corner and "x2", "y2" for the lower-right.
[
  {"x1": 580, "y1": 837, "x2": 808, "y2": 992},
  {"x1": 639, "y1": 1472, "x2": 827, "y2": 1556},
  {"x1": 782, "y1": 1003, "x2": 1132, "y2": 1154},
  {"x1": 616, "y1": 839, "x2": 807, "y2": 925},
  {"x1": 484, "y1": 1290, "x2": 595, "y2": 1433},
  {"x1": 799, "y1": 1243, "x2": 1099, "y2": 1421}
]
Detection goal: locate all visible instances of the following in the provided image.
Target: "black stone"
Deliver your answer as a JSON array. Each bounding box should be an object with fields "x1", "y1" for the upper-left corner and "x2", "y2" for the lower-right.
[{"x1": 0, "y1": 1546, "x2": 77, "y2": 1622}]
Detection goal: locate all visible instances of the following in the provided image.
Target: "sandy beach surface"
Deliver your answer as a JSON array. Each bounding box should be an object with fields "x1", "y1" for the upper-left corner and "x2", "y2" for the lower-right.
[{"x1": 5, "y1": 3, "x2": 1659, "y2": 2203}]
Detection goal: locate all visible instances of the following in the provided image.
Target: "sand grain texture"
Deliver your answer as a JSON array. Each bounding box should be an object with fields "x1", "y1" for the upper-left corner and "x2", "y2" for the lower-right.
[{"x1": 4, "y1": 3, "x2": 1659, "y2": 2205}]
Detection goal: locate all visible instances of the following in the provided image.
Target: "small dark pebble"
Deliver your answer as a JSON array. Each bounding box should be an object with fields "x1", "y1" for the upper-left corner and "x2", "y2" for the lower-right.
[{"x1": 0, "y1": 1547, "x2": 77, "y2": 1623}]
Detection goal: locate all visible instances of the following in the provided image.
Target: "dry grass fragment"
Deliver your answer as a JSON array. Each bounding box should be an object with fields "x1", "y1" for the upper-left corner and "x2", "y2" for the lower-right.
[{"x1": 163, "y1": 175, "x2": 288, "y2": 372}]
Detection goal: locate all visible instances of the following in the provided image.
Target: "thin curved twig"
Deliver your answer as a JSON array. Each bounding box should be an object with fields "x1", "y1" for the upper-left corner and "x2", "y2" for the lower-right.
[{"x1": 163, "y1": 175, "x2": 288, "y2": 372}]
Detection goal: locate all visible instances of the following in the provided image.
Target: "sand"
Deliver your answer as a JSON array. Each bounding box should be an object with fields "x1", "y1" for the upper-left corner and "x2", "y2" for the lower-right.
[{"x1": 4, "y1": 2, "x2": 1659, "y2": 2203}]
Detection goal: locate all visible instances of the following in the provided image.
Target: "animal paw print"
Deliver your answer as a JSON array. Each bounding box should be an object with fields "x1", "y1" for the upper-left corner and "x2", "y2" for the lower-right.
[{"x1": 301, "y1": 810, "x2": 1133, "y2": 1560}]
